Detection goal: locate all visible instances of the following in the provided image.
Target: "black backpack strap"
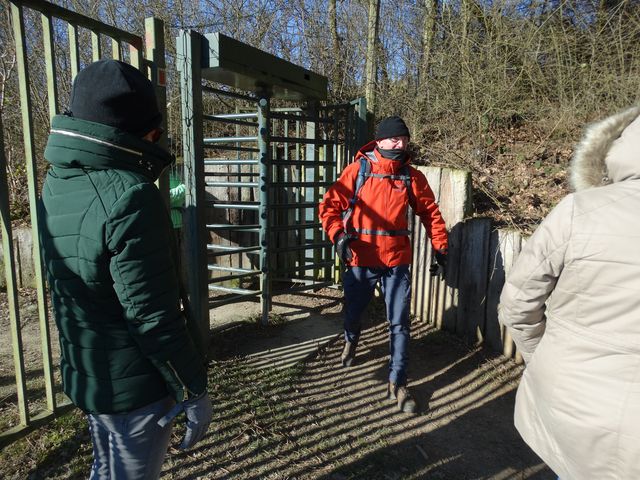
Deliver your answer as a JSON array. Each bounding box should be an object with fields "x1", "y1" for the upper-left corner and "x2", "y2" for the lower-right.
[
  {"x1": 342, "y1": 157, "x2": 371, "y2": 231},
  {"x1": 400, "y1": 164, "x2": 416, "y2": 209}
]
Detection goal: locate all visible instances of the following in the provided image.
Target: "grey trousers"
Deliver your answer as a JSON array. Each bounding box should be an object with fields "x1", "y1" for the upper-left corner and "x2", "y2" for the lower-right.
[{"x1": 87, "y1": 396, "x2": 175, "y2": 480}]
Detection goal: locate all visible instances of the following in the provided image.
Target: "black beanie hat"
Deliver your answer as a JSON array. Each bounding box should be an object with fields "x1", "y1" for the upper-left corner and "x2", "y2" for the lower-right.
[
  {"x1": 69, "y1": 59, "x2": 162, "y2": 136},
  {"x1": 375, "y1": 116, "x2": 410, "y2": 140}
]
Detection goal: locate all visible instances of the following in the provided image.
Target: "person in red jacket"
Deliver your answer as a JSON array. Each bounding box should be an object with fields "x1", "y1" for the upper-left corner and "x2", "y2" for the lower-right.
[{"x1": 319, "y1": 116, "x2": 448, "y2": 413}]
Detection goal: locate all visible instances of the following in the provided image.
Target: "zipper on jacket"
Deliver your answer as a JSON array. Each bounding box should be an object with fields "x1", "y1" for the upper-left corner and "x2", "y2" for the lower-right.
[
  {"x1": 51, "y1": 128, "x2": 144, "y2": 157},
  {"x1": 166, "y1": 361, "x2": 195, "y2": 401}
]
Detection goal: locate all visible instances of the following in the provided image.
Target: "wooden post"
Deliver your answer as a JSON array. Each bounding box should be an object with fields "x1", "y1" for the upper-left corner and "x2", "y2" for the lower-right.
[
  {"x1": 457, "y1": 218, "x2": 492, "y2": 344},
  {"x1": 438, "y1": 168, "x2": 472, "y2": 333},
  {"x1": 413, "y1": 166, "x2": 442, "y2": 324},
  {"x1": 485, "y1": 229, "x2": 523, "y2": 354}
]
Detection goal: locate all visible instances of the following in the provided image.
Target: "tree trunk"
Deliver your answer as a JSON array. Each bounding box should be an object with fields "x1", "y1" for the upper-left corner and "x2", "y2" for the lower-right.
[
  {"x1": 419, "y1": 0, "x2": 438, "y2": 90},
  {"x1": 364, "y1": 0, "x2": 380, "y2": 118},
  {"x1": 328, "y1": 0, "x2": 343, "y2": 96}
]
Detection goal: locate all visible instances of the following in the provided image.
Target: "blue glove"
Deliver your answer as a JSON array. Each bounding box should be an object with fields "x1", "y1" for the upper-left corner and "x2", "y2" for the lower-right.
[
  {"x1": 181, "y1": 392, "x2": 213, "y2": 449},
  {"x1": 157, "y1": 392, "x2": 213, "y2": 449}
]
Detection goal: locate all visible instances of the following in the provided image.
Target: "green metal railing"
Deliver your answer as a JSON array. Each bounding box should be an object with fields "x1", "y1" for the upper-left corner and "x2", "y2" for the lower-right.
[
  {"x1": 177, "y1": 29, "x2": 367, "y2": 325},
  {"x1": 1, "y1": 0, "x2": 167, "y2": 445}
]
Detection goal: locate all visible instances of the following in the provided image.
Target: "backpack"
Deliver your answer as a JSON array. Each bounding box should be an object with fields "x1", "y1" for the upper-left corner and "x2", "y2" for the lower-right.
[{"x1": 341, "y1": 156, "x2": 416, "y2": 235}]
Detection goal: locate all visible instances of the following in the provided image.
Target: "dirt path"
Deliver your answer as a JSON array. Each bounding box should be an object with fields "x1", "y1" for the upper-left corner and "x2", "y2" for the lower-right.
[
  {"x1": 161, "y1": 291, "x2": 553, "y2": 480},
  {"x1": 0, "y1": 289, "x2": 553, "y2": 479}
]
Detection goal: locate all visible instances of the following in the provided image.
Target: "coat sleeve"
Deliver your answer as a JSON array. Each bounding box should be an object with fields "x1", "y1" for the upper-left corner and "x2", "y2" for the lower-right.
[
  {"x1": 318, "y1": 161, "x2": 360, "y2": 242},
  {"x1": 498, "y1": 195, "x2": 574, "y2": 363},
  {"x1": 411, "y1": 169, "x2": 448, "y2": 252},
  {"x1": 106, "y1": 183, "x2": 207, "y2": 402}
]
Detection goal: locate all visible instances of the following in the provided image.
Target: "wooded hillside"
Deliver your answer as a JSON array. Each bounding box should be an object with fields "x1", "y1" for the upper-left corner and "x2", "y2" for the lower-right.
[{"x1": 1, "y1": 0, "x2": 639, "y2": 231}]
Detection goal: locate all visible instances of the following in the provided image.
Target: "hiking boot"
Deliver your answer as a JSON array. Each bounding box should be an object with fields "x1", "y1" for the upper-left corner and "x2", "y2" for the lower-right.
[
  {"x1": 387, "y1": 382, "x2": 418, "y2": 414},
  {"x1": 341, "y1": 341, "x2": 356, "y2": 367}
]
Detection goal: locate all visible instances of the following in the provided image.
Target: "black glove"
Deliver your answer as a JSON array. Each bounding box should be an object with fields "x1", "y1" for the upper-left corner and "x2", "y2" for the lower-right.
[
  {"x1": 335, "y1": 232, "x2": 357, "y2": 263},
  {"x1": 429, "y1": 249, "x2": 447, "y2": 277}
]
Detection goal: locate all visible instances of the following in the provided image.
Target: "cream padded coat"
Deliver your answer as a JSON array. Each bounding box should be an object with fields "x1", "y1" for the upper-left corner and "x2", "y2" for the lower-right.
[{"x1": 499, "y1": 106, "x2": 640, "y2": 480}]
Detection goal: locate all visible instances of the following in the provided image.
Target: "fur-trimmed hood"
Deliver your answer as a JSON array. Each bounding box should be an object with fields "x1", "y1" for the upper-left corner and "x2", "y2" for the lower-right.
[{"x1": 571, "y1": 106, "x2": 640, "y2": 191}]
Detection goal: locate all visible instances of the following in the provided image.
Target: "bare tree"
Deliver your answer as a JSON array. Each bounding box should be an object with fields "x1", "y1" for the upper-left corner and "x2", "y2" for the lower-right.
[{"x1": 364, "y1": 0, "x2": 381, "y2": 117}]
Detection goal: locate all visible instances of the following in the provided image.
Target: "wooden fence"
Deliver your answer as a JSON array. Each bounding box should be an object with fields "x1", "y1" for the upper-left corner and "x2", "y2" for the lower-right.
[{"x1": 410, "y1": 166, "x2": 525, "y2": 362}]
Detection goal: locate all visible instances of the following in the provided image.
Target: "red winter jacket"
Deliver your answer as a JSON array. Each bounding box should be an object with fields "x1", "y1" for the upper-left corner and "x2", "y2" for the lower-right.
[{"x1": 319, "y1": 141, "x2": 448, "y2": 267}]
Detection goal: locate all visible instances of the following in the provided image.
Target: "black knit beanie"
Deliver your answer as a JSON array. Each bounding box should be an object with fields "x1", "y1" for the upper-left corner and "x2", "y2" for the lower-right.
[
  {"x1": 374, "y1": 116, "x2": 410, "y2": 140},
  {"x1": 69, "y1": 59, "x2": 161, "y2": 136}
]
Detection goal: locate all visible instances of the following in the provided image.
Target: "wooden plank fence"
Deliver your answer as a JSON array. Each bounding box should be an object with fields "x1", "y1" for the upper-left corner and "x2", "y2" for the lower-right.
[{"x1": 411, "y1": 166, "x2": 527, "y2": 361}]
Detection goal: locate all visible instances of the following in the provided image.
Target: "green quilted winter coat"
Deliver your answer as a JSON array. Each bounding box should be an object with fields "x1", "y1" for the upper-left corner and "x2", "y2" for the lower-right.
[{"x1": 39, "y1": 115, "x2": 207, "y2": 414}]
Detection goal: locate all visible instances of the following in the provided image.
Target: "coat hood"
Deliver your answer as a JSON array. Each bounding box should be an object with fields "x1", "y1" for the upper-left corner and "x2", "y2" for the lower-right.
[
  {"x1": 570, "y1": 106, "x2": 640, "y2": 191},
  {"x1": 45, "y1": 114, "x2": 173, "y2": 181}
]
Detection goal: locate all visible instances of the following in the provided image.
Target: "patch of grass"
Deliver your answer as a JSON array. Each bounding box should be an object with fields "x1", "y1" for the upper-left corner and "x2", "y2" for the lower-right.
[{"x1": 0, "y1": 408, "x2": 91, "y2": 479}]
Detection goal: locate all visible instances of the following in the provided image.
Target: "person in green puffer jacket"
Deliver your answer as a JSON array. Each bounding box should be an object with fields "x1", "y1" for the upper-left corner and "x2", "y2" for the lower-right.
[{"x1": 38, "y1": 60, "x2": 212, "y2": 480}]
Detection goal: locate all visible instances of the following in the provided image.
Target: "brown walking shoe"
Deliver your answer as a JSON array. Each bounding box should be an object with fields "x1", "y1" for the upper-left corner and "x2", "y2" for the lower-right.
[
  {"x1": 387, "y1": 382, "x2": 418, "y2": 414},
  {"x1": 341, "y1": 341, "x2": 356, "y2": 367}
]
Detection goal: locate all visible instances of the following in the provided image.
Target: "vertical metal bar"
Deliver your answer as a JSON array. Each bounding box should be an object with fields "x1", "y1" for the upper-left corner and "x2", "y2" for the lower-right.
[
  {"x1": 41, "y1": 13, "x2": 59, "y2": 119},
  {"x1": 296, "y1": 119, "x2": 303, "y2": 278},
  {"x1": 177, "y1": 30, "x2": 208, "y2": 352},
  {"x1": 257, "y1": 96, "x2": 271, "y2": 325},
  {"x1": 318, "y1": 107, "x2": 329, "y2": 280},
  {"x1": 354, "y1": 97, "x2": 368, "y2": 155},
  {"x1": 12, "y1": 3, "x2": 56, "y2": 414},
  {"x1": 68, "y1": 23, "x2": 80, "y2": 79},
  {"x1": 91, "y1": 31, "x2": 101, "y2": 61},
  {"x1": 38, "y1": 11, "x2": 59, "y2": 412},
  {"x1": 129, "y1": 43, "x2": 143, "y2": 69},
  {"x1": 305, "y1": 102, "x2": 319, "y2": 279},
  {"x1": 270, "y1": 118, "x2": 278, "y2": 275},
  {"x1": 111, "y1": 37, "x2": 121, "y2": 60},
  {"x1": 0, "y1": 115, "x2": 29, "y2": 427},
  {"x1": 283, "y1": 118, "x2": 291, "y2": 276},
  {"x1": 323, "y1": 106, "x2": 338, "y2": 281},
  {"x1": 344, "y1": 103, "x2": 352, "y2": 170},
  {"x1": 144, "y1": 18, "x2": 169, "y2": 207},
  {"x1": 235, "y1": 105, "x2": 242, "y2": 273}
]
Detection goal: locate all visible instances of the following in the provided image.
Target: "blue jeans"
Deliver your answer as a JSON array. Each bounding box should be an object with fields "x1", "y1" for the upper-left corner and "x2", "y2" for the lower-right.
[
  {"x1": 343, "y1": 265, "x2": 412, "y2": 385},
  {"x1": 87, "y1": 396, "x2": 175, "y2": 480}
]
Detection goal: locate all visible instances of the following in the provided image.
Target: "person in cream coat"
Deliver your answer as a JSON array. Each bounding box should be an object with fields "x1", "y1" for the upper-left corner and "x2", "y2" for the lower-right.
[{"x1": 499, "y1": 105, "x2": 640, "y2": 480}]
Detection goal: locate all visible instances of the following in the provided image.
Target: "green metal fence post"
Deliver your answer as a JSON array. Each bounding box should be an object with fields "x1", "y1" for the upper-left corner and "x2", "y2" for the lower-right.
[
  {"x1": 352, "y1": 97, "x2": 368, "y2": 158},
  {"x1": 305, "y1": 101, "x2": 319, "y2": 280},
  {"x1": 68, "y1": 23, "x2": 80, "y2": 79},
  {"x1": 39, "y1": 8, "x2": 60, "y2": 413},
  {"x1": 0, "y1": 116, "x2": 28, "y2": 427},
  {"x1": 258, "y1": 95, "x2": 271, "y2": 325},
  {"x1": 11, "y1": 2, "x2": 56, "y2": 414},
  {"x1": 177, "y1": 30, "x2": 209, "y2": 353},
  {"x1": 41, "y1": 12, "x2": 59, "y2": 118},
  {"x1": 145, "y1": 17, "x2": 169, "y2": 208},
  {"x1": 91, "y1": 31, "x2": 101, "y2": 61}
]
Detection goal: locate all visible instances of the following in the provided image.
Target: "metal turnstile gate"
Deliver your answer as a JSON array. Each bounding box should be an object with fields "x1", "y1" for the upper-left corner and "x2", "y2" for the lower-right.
[{"x1": 177, "y1": 31, "x2": 367, "y2": 328}]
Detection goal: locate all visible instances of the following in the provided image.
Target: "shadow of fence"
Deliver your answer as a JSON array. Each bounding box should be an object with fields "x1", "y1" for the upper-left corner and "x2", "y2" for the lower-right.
[{"x1": 157, "y1": 311, "x2": 552, "y2": 479}]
